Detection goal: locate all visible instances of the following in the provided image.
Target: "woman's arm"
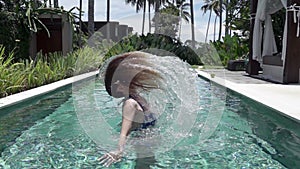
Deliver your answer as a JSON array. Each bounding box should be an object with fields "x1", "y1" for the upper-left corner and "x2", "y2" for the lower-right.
[
  {"x1": 99, "y1": 99, "x2": 138, "y2": 167},
  {"x1": 118, "y1": 99, "x2": 136, "y2": 151}
]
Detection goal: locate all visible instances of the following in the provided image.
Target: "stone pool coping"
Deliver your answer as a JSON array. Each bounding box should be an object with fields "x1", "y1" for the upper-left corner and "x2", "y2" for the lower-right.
[
  {"x1": 196, "y1": 69, "x2": 300, "y2": 122},
  {"x1": 0, "y1": 71, "x2": 98, "y2": 109}
]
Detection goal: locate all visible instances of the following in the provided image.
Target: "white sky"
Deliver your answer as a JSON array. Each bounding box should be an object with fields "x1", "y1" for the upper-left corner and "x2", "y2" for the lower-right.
[{"x1": 58, "y1": 0, "x2": 223, "y2": 42}]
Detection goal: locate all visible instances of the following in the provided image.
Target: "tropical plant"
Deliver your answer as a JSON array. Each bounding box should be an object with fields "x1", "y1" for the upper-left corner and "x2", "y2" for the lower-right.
[
  {"x1": 104, "y1": 33, "x2": 202, "y2": 65},
  {"x1": 0, "y1": 45, "x2": 103, "y2": 98},
  {"x1": 226, "y1": 0, "x2": 250, "y2": 38},
  {"x1": 212, "y1": 34, "x2": 249, "y2": 66}
]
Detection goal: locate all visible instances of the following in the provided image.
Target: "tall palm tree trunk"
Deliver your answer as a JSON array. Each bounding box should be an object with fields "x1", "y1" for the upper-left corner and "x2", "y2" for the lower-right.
[
  {"x1": 190, "y1": 0, "x2": 195, "y2": 48},
  {"x1": 214, "y1": 15, "x2": 217, "y2": 41},
  {"x1": 107, "y1": 0, "x2": 110, "y2": 39},
  {"x1": 107, "y1": 0, "x2": 110, "y2": 22},
  {"x1": 142, "y1": 0, "x2": 146, "y2": 35},
  {"x1": 179, "y1": 17, "x2": 183, "y2": 39},
  {"x1": 154, "y1": 2, "x2": 159, "y2": 33},
  {"x1": 48, "y1": 0, "x2": 52, "y2": 7},
  {"x1": 205, "y1": 10, "x2": 212, "y2": 43},
  {"x1": 225, "y1": 0, "x2": 229, "y2": 36},
  {"x1": 218, "y1": 0, "x2": 223, "y2": 40},
  {"x1": 54, "y1": 0, "x2": 58, "y2": 8},
  {"x1": 148, "y1": 1, "x2": 151, "y2": 33},
  {"x1": 79, "y1": 0, "x2": 83, "y2": 47},
  {"x1": 88, "y1": 0, "x2": 94, "y2": 37}
]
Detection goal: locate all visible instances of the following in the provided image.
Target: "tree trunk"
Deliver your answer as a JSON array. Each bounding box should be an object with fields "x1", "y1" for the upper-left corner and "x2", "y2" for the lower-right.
[
  {"x1": 154, "y1": 2, "x2": 159, "y2": 33},
  {"x1": 190, "y1": 0, "x2": 195, "y2": 48},
  {"x1": 107, "y1": 0, "x2": 110, "y2": 40},
  {"x1": 49, "y1": 0, "x2": 52, "y2": 8},
  {"x1": 179, "y1": 12, "x2": 182, "y2": 39},
  {"x1": 142, "y1": 0, "x2": 146, "y2": 35},
  {"x1": 107, "y1": 0, "x2": 110, "y2": 22},
  {"x1": 214, "y1": 15, "x2": 217, "y2": 42},
  {"x1": 88, "y1": 0, "x2": 95, "y2": 37},
  {"x1": 149, "y1": 1, "x2": 151, "y2": 33},
  {"x1": 218, "y1": 0, "x2": 223, "y2": 41},
  {"x1": 205, "y1": 10, "x2": 212, "y2": 43},
  {"x1": 225, "y1": 0, "x2": 229, "y2": 36},
  {"x1": 79, "y1": 0, "x2": 82, "y2": 47},
  {"x1": 54, "y1": 0, "x2": 58, "y2": 8}
]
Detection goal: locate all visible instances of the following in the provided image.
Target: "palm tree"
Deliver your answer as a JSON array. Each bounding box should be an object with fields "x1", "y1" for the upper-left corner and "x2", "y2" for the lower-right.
[
  {"x1": 142, "y1": 0, "x2": 146, "y2": 35},
  {"x1": 79, "y1": 0, "x2": 83, "y2": 47},
  {"x1": 213, "y1": 8, "x2": 220, "y2": 41},
  {"x1": 107, "y1": 0, "x2": 110, "y2": 22},
  {"x1": 54, "y1": 0, "x2": 58, "y2": 8},
  {"x1": 148, "y1": 0, "x2": 152, "y2": 32},
  {"x1": 224, "y1": 0, "x2": 228, "y2": 36},
  {"x1": 201, "y1": 0, "x2": 220, "y2": 43},
  {"x1": 218, "y1": 0, "x2": 223, "y2": 40},
  {"x1": 190, "y1": 0, "x2": 195, "y2": 47},
  {"x1": 125, "y1": 0, "x2": 147, "y2": 34},
  {"x1": 107, "y1": 0, "x2": 110, "y2": 39},
  {"x1": 88, "y1": 0, "x2": 94, "y2": 37},
  {"x1": 48, "y1": 0, "x2": 52, "y2": 7},
  {"x1": 147, "y1": 0, "x2": 155, "y2": 33},
  {"x1": 176, "y1": 0, "x2": 190, "y2": 39}
]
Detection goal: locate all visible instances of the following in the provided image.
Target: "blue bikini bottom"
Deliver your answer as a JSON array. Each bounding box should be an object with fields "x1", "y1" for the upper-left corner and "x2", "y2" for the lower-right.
[{"x1": 139, "y1": 119, "x2": 156, "y2": 129}]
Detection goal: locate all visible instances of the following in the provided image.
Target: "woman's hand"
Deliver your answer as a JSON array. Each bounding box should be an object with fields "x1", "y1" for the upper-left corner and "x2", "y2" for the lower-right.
[{"x1": 98, "y1": 150, "x2": 122, "y2": 167}]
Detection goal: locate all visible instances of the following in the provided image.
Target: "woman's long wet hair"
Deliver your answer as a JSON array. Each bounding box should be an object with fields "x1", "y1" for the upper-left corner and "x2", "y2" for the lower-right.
[{"x1": 103, "y1": 51, "x2": 163, "y2": 111}]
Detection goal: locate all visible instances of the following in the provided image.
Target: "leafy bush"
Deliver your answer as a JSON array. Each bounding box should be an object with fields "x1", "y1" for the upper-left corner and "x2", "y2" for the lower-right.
[
  {"x1": 104, "y1": 33, "x2": 202, "y2": 65},
  {"x1": 0, "y1": 45, "x2": 102, "y2": 98},
  {"x1": 212, "y1": 34, "x2": 249, "y2": 66}
]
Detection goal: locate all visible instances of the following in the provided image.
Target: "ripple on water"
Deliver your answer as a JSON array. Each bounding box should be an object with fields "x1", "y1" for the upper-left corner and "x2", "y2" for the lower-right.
[{"x1": 0, "y1": 77, "x2": 296, "y2": 168}]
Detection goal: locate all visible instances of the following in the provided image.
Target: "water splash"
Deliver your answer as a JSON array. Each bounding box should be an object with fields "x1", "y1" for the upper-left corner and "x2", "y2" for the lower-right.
[{"x1": 75, "y1": 51, "x2": 200, "y2": 157}]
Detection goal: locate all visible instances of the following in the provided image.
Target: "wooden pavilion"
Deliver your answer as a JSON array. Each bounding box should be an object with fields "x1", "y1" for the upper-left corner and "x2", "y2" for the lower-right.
[{"x1": 247, "y1": 0, "x2": 300, "y2": 84}]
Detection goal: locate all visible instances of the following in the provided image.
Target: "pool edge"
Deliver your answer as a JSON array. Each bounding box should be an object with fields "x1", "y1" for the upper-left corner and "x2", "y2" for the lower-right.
[{"x1": 0, "y1": 71, "x2": 98, "y2": 109}]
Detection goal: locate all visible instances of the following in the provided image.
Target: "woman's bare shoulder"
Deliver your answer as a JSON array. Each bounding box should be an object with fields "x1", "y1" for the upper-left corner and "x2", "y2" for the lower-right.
[{"x1": 124, "y1": 98, "x2": 143, "y2": 112}]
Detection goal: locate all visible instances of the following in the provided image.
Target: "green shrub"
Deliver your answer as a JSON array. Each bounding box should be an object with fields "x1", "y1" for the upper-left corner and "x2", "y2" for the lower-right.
[
  {"x1": 104, "y1": 33, "x2": 202, "y2": 65},
  {"x1": 212, "y1": 34, "x2": 249, "y2": 66},
  {"x1": 0, "y1": 45, "x2": 102, "y2": 98}
]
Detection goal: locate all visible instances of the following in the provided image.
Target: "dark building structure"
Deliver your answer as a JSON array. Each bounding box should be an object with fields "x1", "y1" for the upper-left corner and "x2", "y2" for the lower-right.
[
  {"x1": 81, "y1": 21, "x2": 134, "y2": 42},
  {"x1": 30, "y1": 14, "x2": 73, "y2": 57}
]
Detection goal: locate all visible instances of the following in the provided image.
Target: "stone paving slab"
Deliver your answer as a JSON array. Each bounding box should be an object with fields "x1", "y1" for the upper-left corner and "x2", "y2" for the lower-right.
[
  {"x1": 197, "y1": 69, "x2": 300, "y2": 122},
  {"x1": 202, "y1": 69, "x2": 273, "y2": 84}
]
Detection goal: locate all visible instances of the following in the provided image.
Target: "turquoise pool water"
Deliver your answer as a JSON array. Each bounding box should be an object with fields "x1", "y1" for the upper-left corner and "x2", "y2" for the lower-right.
[{"x1": 0, "y1": 78, "x2": 299, "y2": 168}]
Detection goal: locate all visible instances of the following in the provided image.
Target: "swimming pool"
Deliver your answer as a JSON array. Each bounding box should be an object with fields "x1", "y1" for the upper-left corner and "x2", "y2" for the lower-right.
[{"x1": 0, "y1": 77, "x2": 299, "y2": 168}]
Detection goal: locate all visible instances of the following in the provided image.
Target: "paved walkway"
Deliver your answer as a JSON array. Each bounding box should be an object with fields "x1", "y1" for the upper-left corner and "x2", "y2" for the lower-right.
[{"x1": 196, "y1": 69, "x2": 300, "y2": 122}]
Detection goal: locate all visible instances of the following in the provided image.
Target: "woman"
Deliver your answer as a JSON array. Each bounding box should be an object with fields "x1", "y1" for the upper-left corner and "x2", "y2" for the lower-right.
[{"x1": 98, "y1": 51, "x2": 163, "y2": 167}]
